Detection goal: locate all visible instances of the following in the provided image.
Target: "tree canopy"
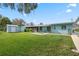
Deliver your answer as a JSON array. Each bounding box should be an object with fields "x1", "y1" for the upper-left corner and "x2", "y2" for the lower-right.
[
  {"x1": 0, "y1": 3, "x2": 38, "y2": 14},
  {"x1": 0, "y1": 16, "x2": 12, "y2": 31},
  {"x1": 12, "y1": 18, "x2": 26, "y2": 26},
  {"x1": 0, "y1": 17, "x2": 11, "y2": 26},
  {"x1": 0, "y1": 14, "x2": 2, "y2": 18}
]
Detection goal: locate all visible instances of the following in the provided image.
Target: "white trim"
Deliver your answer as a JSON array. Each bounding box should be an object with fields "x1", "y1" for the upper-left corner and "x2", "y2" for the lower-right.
[
  {"x1": 7, "y1": 24, "x2": 18, "y2": 32},
  {"x1": 7, "y1": 24, "x2": 18, "y2": 26}
]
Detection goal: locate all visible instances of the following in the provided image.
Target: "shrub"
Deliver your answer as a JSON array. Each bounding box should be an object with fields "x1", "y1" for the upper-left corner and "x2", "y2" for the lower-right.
[
  {"x1": 0, "y1": 28, "x2": 4, "y2": 31},
  {"x1": 25, "y1": 28, "x2": 32, "y2": 32},
  {"x1": 24, "y1": 29, "x2": 27, "y2": 32},
  {"x1": 28, "y1": 28, "x2": 32, "y2": 32}
]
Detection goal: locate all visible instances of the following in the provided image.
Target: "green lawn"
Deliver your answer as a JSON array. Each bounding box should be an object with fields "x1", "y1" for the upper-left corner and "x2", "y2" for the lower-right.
[
  {"x1": 0, "y1": 31, "x2": 79, "y2": 56},
  {"x1": 75, "y1": 29, "x2": 79, "y2": 32}
]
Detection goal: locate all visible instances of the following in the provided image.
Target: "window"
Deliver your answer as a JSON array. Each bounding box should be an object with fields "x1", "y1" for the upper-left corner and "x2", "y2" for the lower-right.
[
  {"x1": 40, "y1": 27, "x2": 42, "y2": 31},
  {"x1": 47, "y1": 26, "x2": 51, "y2": 32},
  {"x1": 61, "y1": 25, "x2": 66, "y2": 30}
]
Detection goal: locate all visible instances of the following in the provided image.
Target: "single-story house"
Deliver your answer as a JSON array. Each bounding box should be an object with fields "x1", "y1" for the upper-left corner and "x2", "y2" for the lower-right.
[
  {"x1": 7, "y1": 19, "x2": 79, "y2": 34},
  {"x1": 26, "y1": 22, "x2": 73, "y2": 34}
]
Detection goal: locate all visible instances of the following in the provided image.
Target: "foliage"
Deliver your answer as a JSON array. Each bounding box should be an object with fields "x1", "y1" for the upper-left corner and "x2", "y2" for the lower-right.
[
  {"x1": 24, "y1": 29, "x2": 27, "y2": 32},
  {"x1": 0, "y1": 3, "x2": 38, "y2": 14},
  {"x1": 29, "y1": 22, "x2": 34, "y2": 26},
  {"x1": 12, "y1": 18, "x2": 26, "y2": 26},
  {"x1": 39, "y1": 22, "x2": 43, "y2": 25},
  {"x1": 25, "y1": 28, "x2": 32, "y2": 32},
  {"x1": 0, "y1": 16, "x2": 11, "y2": 31},
  {"x1": 28, "y1": 28, "x2": 32, "y2": 32},
  {"x1": 0, "y1": 17, "x2": 11, "y2": 26},
  {"x1": 0, "y1": 26, "x2": 4, "y2": 31},
  {"x1": 0, "y1": 14, "x2": 2, "y2": 18}
]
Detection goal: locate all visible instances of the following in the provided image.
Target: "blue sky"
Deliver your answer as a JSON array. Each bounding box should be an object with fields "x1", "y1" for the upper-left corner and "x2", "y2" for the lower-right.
[{"x1": 0, "y1": 3, "x2": 79, "y2": 24}]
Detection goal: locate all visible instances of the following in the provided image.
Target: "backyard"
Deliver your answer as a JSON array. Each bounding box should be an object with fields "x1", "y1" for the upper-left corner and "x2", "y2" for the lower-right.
[{"x1": 0, "y1": 31, "x2": 79, "y2": 56}]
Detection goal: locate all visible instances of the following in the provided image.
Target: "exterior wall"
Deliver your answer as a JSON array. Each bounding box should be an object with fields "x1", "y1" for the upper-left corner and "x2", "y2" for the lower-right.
[
  {"x1": 37, "y1": 26, "x2": 48, "y2": 32},
  {"x1": 7, "y1": 25, "x2": 25, "y2": 32},
  {"x1": 50, "y1": 24, "x2": 73, "y2": 34},
  {"x1": 42, "y1": 26, "x2": 48, "y2": 32},
  {"x1": 27, "y1": 24, "x2": 73, "y2": 34},
  {"x1": 17, "y1": 26, "x2": 25, "y2": 32},
  {"x1": 7, "y1": 23, "x2": 73, "y2": 34},
  {"x1": 7, "y1": 25, "x2": 18, "y2": 32},
  {"x1": 21, "y1": 26, "x2": 26, "y2": 32}
]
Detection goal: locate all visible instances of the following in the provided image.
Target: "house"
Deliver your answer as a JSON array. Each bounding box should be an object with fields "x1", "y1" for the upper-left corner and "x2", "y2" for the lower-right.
[
  {"x1": 7, "y1": 24, "x2": 25, "y2": 32},
  {"x1": 25, "y1": 19, "x2": 79, "y2": 34},
  {"x1": 26, "y1": 22, "x2": 74, "y2": 34},
  {"x1": 7, "y1": 19, "x2": 79, "y2": 34}
]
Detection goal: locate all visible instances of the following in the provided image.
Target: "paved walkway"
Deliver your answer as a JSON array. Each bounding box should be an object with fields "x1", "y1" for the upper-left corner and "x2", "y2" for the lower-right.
[
  {"x1": 32, "y1": 32, "x2": 70, "y2": 36},
  {"x1": 71, "y1": 35, "x2": 79, "y2": 51}
]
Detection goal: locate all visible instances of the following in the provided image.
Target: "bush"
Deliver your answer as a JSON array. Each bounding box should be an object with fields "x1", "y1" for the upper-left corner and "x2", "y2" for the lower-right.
[
  {"x1": 0, "y1": 28, "x2": 4, "y2": 31},
  {"x1": 24, "y1": 29, "x2": 27, "y2": 32},
  {"x1": 28, "y1": 28, "x2": 32, "y2": 32},
  {"x1": 25, "y1": 28, "x2": 32, "y2": 32},
  {"x1": 24, "y1": 28, "x2": 32, "y2": 32}
]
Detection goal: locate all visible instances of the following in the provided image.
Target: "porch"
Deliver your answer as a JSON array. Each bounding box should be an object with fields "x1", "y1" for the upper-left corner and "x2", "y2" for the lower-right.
[{"x1": 26, "y1": 25, "x2": 51, "y2": 32}]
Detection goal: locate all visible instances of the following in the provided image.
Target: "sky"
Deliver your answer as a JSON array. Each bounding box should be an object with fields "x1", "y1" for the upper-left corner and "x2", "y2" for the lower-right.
[{"x1": 0, "y1": 3, "x2": 79, "y2": 24}]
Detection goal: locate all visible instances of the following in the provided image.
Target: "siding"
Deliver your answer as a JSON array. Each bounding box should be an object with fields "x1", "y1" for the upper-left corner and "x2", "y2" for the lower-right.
[
  {"x1": 7, "y1": 25, "x2": 25, "y2": 32},
  {"x1": 42, "y1": 26, "x2": 47, "y2": 32},
  {"x1": 50, "y1": 24, "x2": 73, "y2": 34}
]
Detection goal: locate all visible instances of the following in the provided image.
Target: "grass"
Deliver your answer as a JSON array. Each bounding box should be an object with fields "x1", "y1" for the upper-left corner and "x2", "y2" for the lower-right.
[
  {"x1": 74, "y1": 29, "x2": 79, "y2": 32},
  {"x1": 0, "y1": 31, "x2": 79, "y2": 56}
]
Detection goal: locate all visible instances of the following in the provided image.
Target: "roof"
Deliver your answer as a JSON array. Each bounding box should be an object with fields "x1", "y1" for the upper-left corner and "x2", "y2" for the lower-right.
[
  {"x1": 25, "y1": 22, "x2": 74, "y2": 27},
  {"x1": 50, "y1": 22, "x2": 74, "y2": 25},
  {"x1": 26, "y1": 24, "x2": 50, "y2": 27},
  {"x1": 7, "y1": 24, "x2": 18, "y2": 26}
]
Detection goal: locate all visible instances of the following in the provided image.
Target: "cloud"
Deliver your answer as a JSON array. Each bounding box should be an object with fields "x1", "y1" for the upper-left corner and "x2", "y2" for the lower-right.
[
  {"x1": 66, "y1": 3, "x2": 77, "y2": 13},
  {"x1": 67, "y1": 3, "x2": 77, "y2": 7},
  {"x1": 23, "y1": 13, "x2": 27, "y2": 16},
  {"x1": 66, "y1": 9, "x2": 72, "y2": 13}
]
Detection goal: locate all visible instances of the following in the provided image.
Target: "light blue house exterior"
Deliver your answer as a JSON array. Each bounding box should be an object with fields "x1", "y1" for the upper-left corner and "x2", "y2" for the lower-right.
[
  {"x1": 50, "y1": 22, "x2": 73, "y2": 34},
  {"x1": 7, "y1": 25, "x2": 25, "y2": 32},
  {"x1": 26, "y1": 22, "x2": 73, "y2": 34},
  {"x1": 7, "y1": 19, "x2": 79, "y2": 34}
]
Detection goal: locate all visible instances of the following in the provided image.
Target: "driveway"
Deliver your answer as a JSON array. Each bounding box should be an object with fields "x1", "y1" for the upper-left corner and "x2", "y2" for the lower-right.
[{"x1": 71, "y1": 35, "x2": 79, "y2": 52}]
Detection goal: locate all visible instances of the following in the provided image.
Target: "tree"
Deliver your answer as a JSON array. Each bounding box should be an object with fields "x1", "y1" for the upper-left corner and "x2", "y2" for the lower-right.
[
  {"x1": 76, "y1": 17, "x2": 79, "y2": 22},
  {"x1": 0, "y1": 17, "x2": 11, "y2": 31},
  {"x1": 0, "y1": 14, "x2": 2, "y2": 18},
  {"x1": 12, "y1": 18, "x2": 26, "y2": 26},
  {"x1": 30, "y1": 22, "x2": 34, "y2": 26},
  {"x1": 12, "y1": 18, "x2": 26, "y2": 32},
  {"x1": 39, "y1": 22, "x2": 43, "y2": 25},
  {"x1": 0, "y1": 3, "x2": 38, "y2": 14}
]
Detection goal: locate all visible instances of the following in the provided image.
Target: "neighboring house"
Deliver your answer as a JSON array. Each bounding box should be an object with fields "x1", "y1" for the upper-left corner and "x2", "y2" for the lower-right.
[{"x1": 7, "y1": 19, "x2": 79, "y2": 34}]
